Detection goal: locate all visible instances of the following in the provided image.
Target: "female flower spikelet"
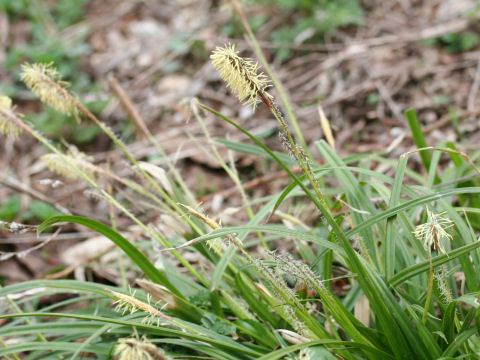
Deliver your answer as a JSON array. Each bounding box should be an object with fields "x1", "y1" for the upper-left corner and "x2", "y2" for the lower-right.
[
  {"x1": 20, "y1": 63, "x2": 77, "y2": 117},
  {"x1": 414, "y1": 208, "x2": 454, "y2": 255},
  {"x1": 434, "y1": 267, "x2": 453, "y2": 304},
  {"x1": 0, "y1": 96, "x2": 23, "y2": 138},
  {"x1": 211, "y1": 44, "x2": 272, "y2": 110}
]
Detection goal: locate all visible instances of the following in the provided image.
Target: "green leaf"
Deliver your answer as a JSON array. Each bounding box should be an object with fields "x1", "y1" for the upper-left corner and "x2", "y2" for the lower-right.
[
  {"x1": 390, "y1": 241, "x2": 480, "y2": 286},
  {"x1": 0, "y1": 194, "x2": 20, "y2": 221},
  {"x1": 385, "y1": 154, "x2": 407, "y2": 278},
  {"x1": 0, "y1": 341, "x2": 111, "y2": 357},
  {"x1": 441, "y1": 301, "x2": 458, "y2": 346},
  {"x1": 235, "y1": 319, "x2": 277, "y2": 347},
  {"x1": 30, "y1": 200, "x2": 64, "y2": 220},
  {"x1": 37, "y1": 215, "x2": 183, "y2": 298},
  {"x1": 405, "y1": 109, "x2": 432, "y2": 175},
  {"x1": 256, "y1": 339, "x2": 394, "y2": 360},
  {"x1": 0, "y1": 312, "x2": 263, "y2": 357},
  {"x1": 200, "y1": 313, "x2": 236, "y2": 336}
]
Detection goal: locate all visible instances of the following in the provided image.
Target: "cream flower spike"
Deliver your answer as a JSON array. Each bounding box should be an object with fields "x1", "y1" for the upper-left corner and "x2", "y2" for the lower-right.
[
  {"x1": 20, "y1": 63, "x2": 78, "y2": 117},
  {"x1": 414, "y1": 208, "x2": 454, "y2": 255},
  {"x1": 211, "y1": 44, "x2": 272, "y2": 110},
  {"x1": 0, "y1": 96, "x2": 23, "y2": 138}
]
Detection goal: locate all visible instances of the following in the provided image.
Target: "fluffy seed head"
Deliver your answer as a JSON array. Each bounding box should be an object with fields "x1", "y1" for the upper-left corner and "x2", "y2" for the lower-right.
[
  {"x1": 0, "y1": 96, "x2": 23, "y2": 138},
  {"x1": 210, "y1": 44, "x2": 272, "y2": 110},
  {"x1": 20, "y1": 63, "x2": 77, "y2": 117}
]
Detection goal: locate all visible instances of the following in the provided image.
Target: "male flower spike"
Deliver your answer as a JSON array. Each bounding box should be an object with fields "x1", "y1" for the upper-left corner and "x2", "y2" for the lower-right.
[
  {"x1": 211, "y1": 44, "x2": 273, "y2": 111},
  {"x1": 20, "y1": 63, "x2": 77, "y2": 117},
  {"x1": 414, "y1": 208, "x2": 453, "y2": 255}
]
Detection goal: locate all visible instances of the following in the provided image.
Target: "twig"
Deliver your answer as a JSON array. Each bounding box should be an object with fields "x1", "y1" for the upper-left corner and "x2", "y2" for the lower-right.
[
  {"x1": 467, "y1": 58, "x2": 480, "y2": 114},
  {"x1": 0, "y1": 176, "x2": 71, "y2": 215},
  {"x1": 108, "y1": 73, "x2": 150, "y2": 138}
]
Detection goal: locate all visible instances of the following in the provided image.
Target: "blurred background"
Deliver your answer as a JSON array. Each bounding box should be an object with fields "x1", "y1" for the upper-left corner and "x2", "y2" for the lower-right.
[{"x1": 1, "y1": 0, "x2": 479, "y2": 283}]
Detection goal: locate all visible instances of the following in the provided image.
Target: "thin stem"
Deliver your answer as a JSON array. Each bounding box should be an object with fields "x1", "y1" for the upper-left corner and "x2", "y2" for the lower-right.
[
  {"x1": 231, "y1": 0, "x2": 308, "y2": 152},
  {"x1": 108, "y1": 74, "x2": 197, "y2": 206},
  {"x1": 0, "y1": 285, "x2": 51, "y2": 353},
  {"x1": 4, "y1": 110, "x2": 208, "y2": 288},
  {"x1": 192, "y1": 100, "x2": 269, "y2": 249},
  {"x1": 73, "y1": 100, "x2": 204, "y2": 235},
  {"x1": 422, "y1": 256, "x2": 434, "y2": 324}
]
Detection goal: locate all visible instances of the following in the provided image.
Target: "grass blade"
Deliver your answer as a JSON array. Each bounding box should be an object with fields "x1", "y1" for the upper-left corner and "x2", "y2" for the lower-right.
[{"x1": 38, "y1": 215, "x2": 183, "y2": 297}]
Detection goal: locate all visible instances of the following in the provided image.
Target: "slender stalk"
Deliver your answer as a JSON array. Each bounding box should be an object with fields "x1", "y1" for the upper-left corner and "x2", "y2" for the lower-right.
[
  {"x1": 73, "y1": 101, "x2": 204, "y2": 235},
  {"x1": 0, "y1": 339, "x2": 20, "y2": 360},
  {"x1": 422, "y1": 257, "x2": 434, "y2": 324},
  {"x1": 0, "y1": 286, "x2": 51, "y2": 353},
  {"x1": 231, "y1": 0, "x2": 308, "y2": 152},
  {"x1": 191, "y1": 99, "x2": 269, "y2": 249},
  {"x1": 2, "y1": 109, "x2": 208, "y2": 288},
  {"x1": 109, "y1": 74, "x2": 197, "y2": 206}
]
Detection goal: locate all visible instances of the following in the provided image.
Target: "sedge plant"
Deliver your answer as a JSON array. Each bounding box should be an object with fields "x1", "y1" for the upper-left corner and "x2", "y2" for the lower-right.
[{"x1": 0, "y1": 32, "x2": 480, "y2": 360}]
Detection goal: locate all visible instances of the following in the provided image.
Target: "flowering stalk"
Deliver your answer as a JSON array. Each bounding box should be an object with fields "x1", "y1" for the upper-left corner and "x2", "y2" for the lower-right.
[
  {"x1": 42, "y1": 146, "x2": 95, "y2": 180},
  {"x1": 0, "y1": 93, "x2": 208, "y2": 293},
  {"x1": 413, "y1": 209, "x2": 453, "y2": 255},
  {"x1": 18, "y1": 62, "x2": 213, "y2": 287},
  {"x1": 414, "y1": 208, "x2": 454, "y2": 323},
  {"x1": 210, "y1": 45, "x2": 331, "y2": 224},
  {"x1": 20, "y1": 63, "x2": 78, "y2": 118},
  {"x1": 230, "y1": 0, "x2": 308, "y2": 151},
  {"x1": 211, "y1": 44, "x2": 273, "y2": 111},
  {"x1": 108, "y1": 288, "x2": 201, "y2": 336}
]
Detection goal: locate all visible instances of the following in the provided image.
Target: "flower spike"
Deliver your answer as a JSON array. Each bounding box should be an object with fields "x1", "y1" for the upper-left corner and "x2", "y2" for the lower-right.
[
  {"x1": 20, "y1": 63, "x2": 78, "y2": 117},
  {"x1": 414, "y1": 208, "x2": 454, "y2": 255},
  {"x1": 210, "y1": 44, "x2": 272, "y2": 110}
]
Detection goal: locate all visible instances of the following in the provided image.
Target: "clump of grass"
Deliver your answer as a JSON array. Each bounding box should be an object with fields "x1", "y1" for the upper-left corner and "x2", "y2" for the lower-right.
[{"x1": 1, "y1": 11, "x2": 480, "y2": 360}]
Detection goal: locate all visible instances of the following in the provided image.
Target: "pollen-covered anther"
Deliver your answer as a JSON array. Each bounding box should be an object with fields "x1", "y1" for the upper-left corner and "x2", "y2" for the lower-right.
[
  {"x1": 20, "y1": 63, "x2": 78, "y2": 117},
  {"x1": 210, "y1": 44, "x2": 272, "y2": 110},
  {"x1": 0, "y1": 96, "x2": 23, "y2": 138},
  {"x1": 413, "y1": 209, "x2": 454, "y2": 255}
]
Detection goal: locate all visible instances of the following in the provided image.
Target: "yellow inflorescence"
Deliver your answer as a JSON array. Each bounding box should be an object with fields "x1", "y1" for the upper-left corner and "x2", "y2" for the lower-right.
[
  {"x1": 211, "y1": 44, "x2": 272, "y2": 110},
  {"x1": 0, "y1": 96, "x2": 23, "y2": 138},
  {"x1": 20, "y1": 63, "x2": 77, "y2": 117},
  {"x1": 413, "y1": 208, "x2": 453, "y2": 255}
]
